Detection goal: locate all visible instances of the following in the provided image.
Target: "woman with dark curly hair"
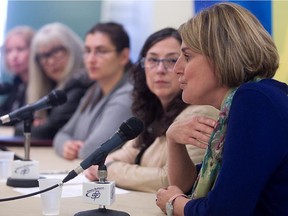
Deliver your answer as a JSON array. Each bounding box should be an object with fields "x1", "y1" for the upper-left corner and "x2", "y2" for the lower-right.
[{"x1": 85, "y1": 27, "x2": 219, "y2": 192}]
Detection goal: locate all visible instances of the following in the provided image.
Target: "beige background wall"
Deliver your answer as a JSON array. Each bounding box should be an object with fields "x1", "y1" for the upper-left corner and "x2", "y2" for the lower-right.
[
  {"x1": 152, "y1": 1, "x2": 193, "y2": 31},
  {"x1": 100, "y1": 0, "x2": 193, "y2": 61}
]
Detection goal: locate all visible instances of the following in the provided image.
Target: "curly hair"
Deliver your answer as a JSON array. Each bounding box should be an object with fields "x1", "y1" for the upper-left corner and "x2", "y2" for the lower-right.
[{"x1": 129, "y1": 28, "x2": 188, "y2": 159}]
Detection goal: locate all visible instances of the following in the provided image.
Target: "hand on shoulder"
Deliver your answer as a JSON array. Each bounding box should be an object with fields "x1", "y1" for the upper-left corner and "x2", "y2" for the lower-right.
[{"x1": 167, "y1": 114, "x2": 217, "y2": 149}]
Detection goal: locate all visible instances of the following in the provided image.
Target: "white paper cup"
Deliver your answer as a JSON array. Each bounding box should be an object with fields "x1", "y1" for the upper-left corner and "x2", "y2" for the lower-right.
[
  {"x1": 38, "y1": 178, "x2": 62, "y2": 215},
  {"x1": 0, "y1": 151, "x2": 14, "y2": 180}
]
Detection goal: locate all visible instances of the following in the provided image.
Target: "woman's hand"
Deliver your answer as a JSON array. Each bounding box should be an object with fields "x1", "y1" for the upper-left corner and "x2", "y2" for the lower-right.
[
  {"x1": 156, "y1": 185, "x2": 185, "y2": 214},
  {"x1": 33, "y1": 117, "x2": 46, "y2": 126},
  {"x1": 84, "y1": 165, "x2": 99, "y2": 181},
  {"x1": 167, "y1": 115, "x2": 216, "y2": 149},
  {"x1": 84, "y1": 156, "x2": 114, "y2": 181},
  {"x1": 62, "y1": 140, "x2": 84, "y2": 160}
]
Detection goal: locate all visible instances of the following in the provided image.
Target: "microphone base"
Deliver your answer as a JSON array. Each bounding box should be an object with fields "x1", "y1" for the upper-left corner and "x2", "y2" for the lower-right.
[
  {"x1": 74, "y1": 208, "x2": 130, "y2": 216},
  {"x1": 6, "y1": 177, "x2": 39, "y2": 188}
]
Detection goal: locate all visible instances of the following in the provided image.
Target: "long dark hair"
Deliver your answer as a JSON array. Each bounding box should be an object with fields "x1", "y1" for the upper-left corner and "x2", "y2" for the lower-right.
[{"x1": 130, "y1": 28, "x2": 188, "y2": 163}]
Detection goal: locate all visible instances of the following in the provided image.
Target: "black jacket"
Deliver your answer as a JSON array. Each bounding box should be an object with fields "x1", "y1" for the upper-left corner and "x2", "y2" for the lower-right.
[
  {"x1": 0, "y1": 76, "x2": 26, "y2": 117},
  {"x1": 14, "y1": 70, "x2": 94, "y2": 139}
]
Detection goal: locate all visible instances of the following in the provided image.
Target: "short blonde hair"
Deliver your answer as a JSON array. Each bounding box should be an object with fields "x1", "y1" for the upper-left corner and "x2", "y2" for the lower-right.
[
  {"x1": 27, "y1": 22, "x2": 84, "y2": 104},
  {"x1": 179, "y1": 2, "x2": 279, "y2": 87},
  {"x1": 4, "y1": 26, "x2": 35, "y2": 45},
  {"x1": 1, "y1": 25, "x2": 35, "y2": 71}
]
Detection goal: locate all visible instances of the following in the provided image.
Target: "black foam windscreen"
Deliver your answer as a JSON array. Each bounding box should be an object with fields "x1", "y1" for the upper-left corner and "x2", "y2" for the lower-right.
[
  {"x1": 47, "y1": 90, "x2": 67, "y2": 107},
  {"x1": 119, "y1": 117, "x2": 144, "y2": 140}
]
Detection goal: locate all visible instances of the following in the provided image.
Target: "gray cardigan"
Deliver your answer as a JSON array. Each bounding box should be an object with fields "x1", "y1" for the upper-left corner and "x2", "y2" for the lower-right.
[{"x1": 53, "y1": 77, "x2": 133, "y2": 159}]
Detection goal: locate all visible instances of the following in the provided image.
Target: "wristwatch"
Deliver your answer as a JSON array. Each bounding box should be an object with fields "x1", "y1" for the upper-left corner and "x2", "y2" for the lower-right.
[
  {"x1": 166, "y1": 200, "x2": 174, "y2": 216},
  {"x1": 166, "y1": 194, "x2": 188, "y2": 216}
]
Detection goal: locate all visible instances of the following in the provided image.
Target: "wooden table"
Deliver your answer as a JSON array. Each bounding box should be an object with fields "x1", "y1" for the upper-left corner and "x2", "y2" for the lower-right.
[{"x1": 0, "y1": 146, "x2": 163, "y2": 216}]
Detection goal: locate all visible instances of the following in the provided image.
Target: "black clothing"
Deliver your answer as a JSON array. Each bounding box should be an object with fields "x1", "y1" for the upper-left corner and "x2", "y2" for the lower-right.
[
  {"x1": 14, "y1": 70, "x2": 94, "y2": 139},
  {"x1": 0, "y1": 76, "x2": 26, "y2": 117}
]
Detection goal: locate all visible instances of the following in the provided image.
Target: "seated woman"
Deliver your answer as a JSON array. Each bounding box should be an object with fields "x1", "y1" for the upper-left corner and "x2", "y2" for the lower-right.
[
  {"x1": 0, "y1": 26, "x2": 35, "y2": 117},
  {"x1": 84, "y1": 28, "x2": 219, "y2": 193},
  {"x1": 156, "y1": 3, "x2": 288, "y2": 215},
  {"x1": 14, "y1": 22, "x2": 93, "y2": 139},
  {"x1": 53, "y1": 22, "x2": 134, "y2": 159}
]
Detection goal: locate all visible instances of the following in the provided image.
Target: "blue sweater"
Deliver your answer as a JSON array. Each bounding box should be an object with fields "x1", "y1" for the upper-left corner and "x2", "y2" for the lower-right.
[{"x1": 185, "y1": 79, "x2": 288, "y2": 216}]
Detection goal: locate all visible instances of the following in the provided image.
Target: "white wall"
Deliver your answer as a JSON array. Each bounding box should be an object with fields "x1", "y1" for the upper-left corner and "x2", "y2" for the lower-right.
[
  {"x1": 0, "y1": 0, "x2": 8, "y2": 46},
  {"x1": 0, "y1": 0, "x2": 8, "y2": 81},
  {"x1": 100, "y1": 0, "x2": 193, "y2": 62},
  {"x1": 152, "y1": 0, "x2": 193, "y2": 31}
]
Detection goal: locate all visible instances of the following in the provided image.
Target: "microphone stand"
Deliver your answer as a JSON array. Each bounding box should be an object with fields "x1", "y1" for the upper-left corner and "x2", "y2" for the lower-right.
[
  {"x1": 23, "y1": 116, "x2": 33, "y2": 161},
  {"x1": 75, "y1": 164, "x2": 129, "y2": 216},
  {"x1": 7, "y1": 112, "x2": 39, "y2": 187}
]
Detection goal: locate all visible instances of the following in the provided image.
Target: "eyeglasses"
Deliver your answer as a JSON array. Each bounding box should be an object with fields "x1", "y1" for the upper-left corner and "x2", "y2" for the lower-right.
[
  {"x1": 140, "y1": 57, "x2": 178, "y2": 72},
  {"x1": 83, "y1": 48, "x2": 116, "y2": 58},
  {"x1": 36, "y1": 46, "x2": 67, "y2": 64}
]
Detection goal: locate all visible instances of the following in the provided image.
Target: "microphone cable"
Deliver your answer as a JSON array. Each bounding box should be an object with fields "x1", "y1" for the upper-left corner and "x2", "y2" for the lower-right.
[
  {"x1": 0, "y1": 182, "x2": 63, "y2": 202},
  {"x1": 0, "y1": 161, "x2": 76, "y2": 202},
  {"x1": 0, "y1": 117, "x2": 144, "y2": 202}
]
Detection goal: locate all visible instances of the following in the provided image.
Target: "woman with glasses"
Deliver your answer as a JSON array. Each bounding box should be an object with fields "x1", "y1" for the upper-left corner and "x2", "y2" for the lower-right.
[
  {"x1": 84, "y1": 28, "x2": 219, "y2": 192},
  {"x1": 53, "y1": 22, "x2": 133, "y2": 160},
  {"x1": 0, "y1": 26, "x2": 35, "y2": 117},
  {"x1": 14, "y1": 22, "x2": 93, "y2": 139}
]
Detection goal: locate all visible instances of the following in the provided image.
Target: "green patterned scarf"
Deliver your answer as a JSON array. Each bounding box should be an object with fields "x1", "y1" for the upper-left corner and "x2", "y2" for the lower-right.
[{"x1": 191, "y1": 88, "x2": 237, "y2": 199}]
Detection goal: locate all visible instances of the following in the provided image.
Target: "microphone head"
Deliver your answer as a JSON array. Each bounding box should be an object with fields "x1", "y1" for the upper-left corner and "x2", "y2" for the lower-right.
[
  {"x1": 119, "y1": 117, "x2": 144, "y2": 141},
  {"x1": 48, "y1": 90, "x2": 67, "y2": 107}
]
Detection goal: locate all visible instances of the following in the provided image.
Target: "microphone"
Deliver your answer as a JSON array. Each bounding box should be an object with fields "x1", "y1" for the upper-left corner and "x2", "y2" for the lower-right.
[
  {"x1": 62, "y1": 117, "x2": 144, "y2": 183},
  {"x1": 0, "y1": 90, "x2": 67, "y2": 124},
  {"x1": 0, "y1": 83, "x2": 13, "y2": 95}
]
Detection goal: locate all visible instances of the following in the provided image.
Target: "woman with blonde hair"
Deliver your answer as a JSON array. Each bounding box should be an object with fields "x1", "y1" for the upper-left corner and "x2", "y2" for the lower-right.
[
  {"x1": 14, "y1": 22, "x2": 93, "y2": 139},
  {"x1": 156, "y1": 2, "x2": 288, "y2": 215},
  {"x1": 0, "y1": 26, "x2": 35, "y2": 116}
]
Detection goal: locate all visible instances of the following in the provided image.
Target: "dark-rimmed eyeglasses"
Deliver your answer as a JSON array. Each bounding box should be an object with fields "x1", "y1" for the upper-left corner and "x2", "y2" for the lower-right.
[
  {"x1": 140, "y1": 57, "x2": 178, "y2": 72},
  {"x1": 36, "y1": 46, "x2": 67, "y2": 64}
]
